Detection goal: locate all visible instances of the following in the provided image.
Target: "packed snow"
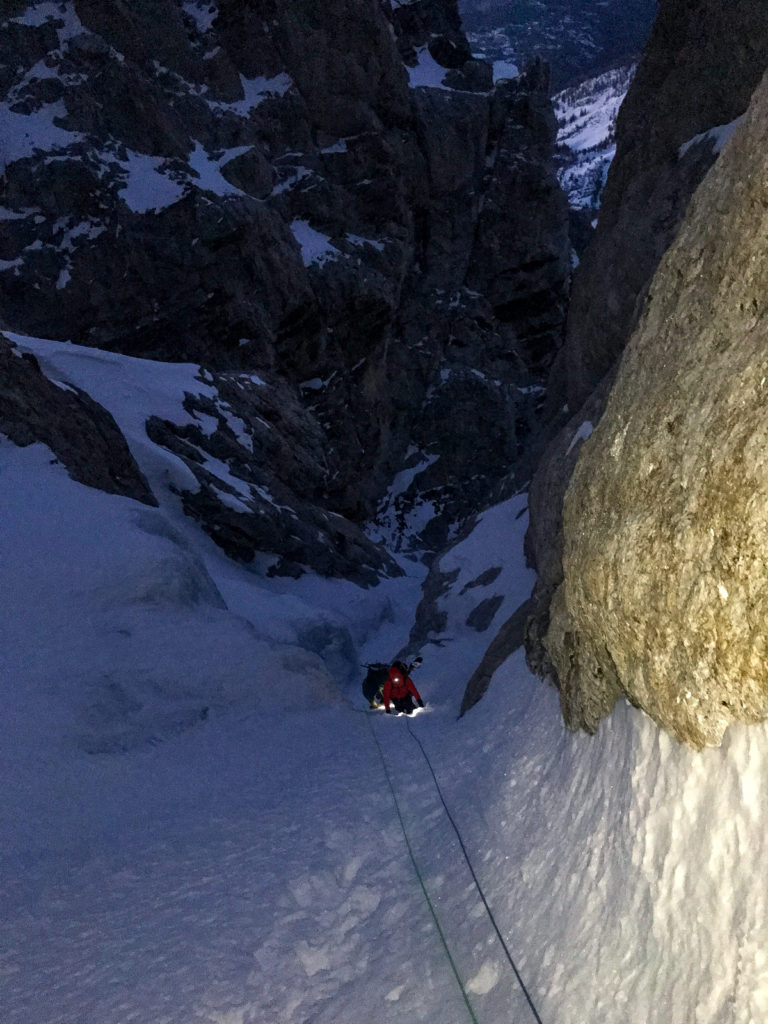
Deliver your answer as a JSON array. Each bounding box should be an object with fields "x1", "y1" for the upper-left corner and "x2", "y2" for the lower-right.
[
  {"x1": 3, "y1": 331, "x2": 768, "y2": 1024},
  {"x1": 188, "y1": 142, "x2": 249, "y2": 198},
  {"x1": 0, "y1": 103, "x2": 81, "y2": 171},
  {"x1": 678, "y1": 117, "x2": 744, "y2": 159},
  {"x1": 116, "y1": 151, "x2": 187, "y2": 214},
  {"x1": 182, "y1": 0, "x2": 218, "y2": 35},
  {"x1": 227, "y1": 73, "x2": 294, "y2": 116},
  {"x1": 407, "y1": 47, "x2": 452, "y2": 90},
  {"x1": 9, "y1": 0, "x2": 86, "y2": 41},
  {"x1": 290, "y1": 219, "x2": 341, "y2": 267},
  {"x1": 492, "y1": 59, "x2": 519, "y2": 82}
]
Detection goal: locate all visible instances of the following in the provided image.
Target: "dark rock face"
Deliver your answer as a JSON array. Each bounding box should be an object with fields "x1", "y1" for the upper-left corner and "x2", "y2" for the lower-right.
[
  {"x1": 460, "y1": 597, "x2": 530, "y2": 715},
  {"x1": 560, "y1": 0, "x2": 768, "y2": 413},
  {"x1": 543, "y1": 71, "x2": 768, "y2": 748},
  {"x1": 144, "y1": 371, "x2": 400, "y2": 584},
  {"x1": 467, "y1": 60, "x2": 569, "y2": 370},
  {"x1": 0, "y1": 0, "x2": 570, "y2": 576},
  {"x1": 525, "y1": 0, "x2": 768, "y2": 692},
  {"x1": 0, "y1": 333, "x2": 156, "y2": 505}
]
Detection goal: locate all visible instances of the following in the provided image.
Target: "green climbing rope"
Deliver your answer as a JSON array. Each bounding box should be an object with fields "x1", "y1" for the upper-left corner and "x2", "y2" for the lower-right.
[{"x1": 366, "y1": 714, "x2": 480, "y2": 1024}]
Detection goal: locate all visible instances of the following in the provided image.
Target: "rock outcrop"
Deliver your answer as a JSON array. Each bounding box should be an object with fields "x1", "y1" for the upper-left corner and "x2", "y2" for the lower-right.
[
  {"x1": 0, "y1": 0, "x2": 569, "y2": 575},
  {"x1": 0, "y1": 333, "x2": 156, "y2": 505},
  {"x1": 541, "y1": 69, "x2": 768, "y2": 747},
  {"x1": 144, "y1": 369, "x2": 400, "y2": 584},
  {"x1": 459, "y1": 597, "x2": 531, "y2": 715},
  {"x1": 525, "y1": 0, "x2": 768, "y2": 699}
]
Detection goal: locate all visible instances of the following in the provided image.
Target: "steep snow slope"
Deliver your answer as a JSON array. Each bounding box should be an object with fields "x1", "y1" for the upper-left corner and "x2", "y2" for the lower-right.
[
  {"x1": 554, "y1": 64, "x2": 635, "y2": 211},
  {"x1": 2, "y1": 338, "x2": 767, "y2": 1023}
]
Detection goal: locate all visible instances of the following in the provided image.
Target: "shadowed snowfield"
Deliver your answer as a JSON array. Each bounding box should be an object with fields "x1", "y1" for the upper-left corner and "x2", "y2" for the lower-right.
[{"x1": 2, "y1": 339, "x2": 767, "y2": 1024}]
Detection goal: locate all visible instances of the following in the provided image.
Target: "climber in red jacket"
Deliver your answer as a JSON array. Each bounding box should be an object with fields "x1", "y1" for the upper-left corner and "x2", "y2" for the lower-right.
[{"x1": 383, "y1": 660, "x2": 424, "y2": 715}]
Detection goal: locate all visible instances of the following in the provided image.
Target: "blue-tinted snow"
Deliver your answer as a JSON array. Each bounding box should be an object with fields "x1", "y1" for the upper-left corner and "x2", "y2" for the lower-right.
[{"x1": 2, "y1": 328, "x2": 768, "y2": 1024}]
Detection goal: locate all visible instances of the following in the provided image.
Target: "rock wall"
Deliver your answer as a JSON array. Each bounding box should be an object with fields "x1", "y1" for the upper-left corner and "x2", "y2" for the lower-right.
[
  {"x1": 543, "y1": 69, "x2": 768, "y2": 748},
  {"x1": 559, "y1": 0, "x2": 768, "y2": 413},
  {"x1": 525, "y1": 0, "x2": 768, "y2": 692},
  {"x1": 0, "y1": 0, "x2": 569, "y2": 576},
  {"x1": 0, "y1": 334, "x2": 156, "y2": 505}
]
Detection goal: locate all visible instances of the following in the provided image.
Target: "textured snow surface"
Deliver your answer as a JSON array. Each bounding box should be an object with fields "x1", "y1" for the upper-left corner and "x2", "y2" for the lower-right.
[{"x1": 2, "y1": 336, "x2": 768, "y2": 1023}]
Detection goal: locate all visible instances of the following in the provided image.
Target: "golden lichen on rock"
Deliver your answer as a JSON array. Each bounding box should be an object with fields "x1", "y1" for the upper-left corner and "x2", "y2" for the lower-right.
[{"x1": 545, "y1": 71, "x2": 768, "y2": 748}]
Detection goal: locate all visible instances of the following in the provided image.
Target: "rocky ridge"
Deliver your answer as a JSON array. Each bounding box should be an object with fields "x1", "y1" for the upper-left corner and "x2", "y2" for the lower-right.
[{"x1": 0, "y1": 0, "x2": 569, "y2": 578}]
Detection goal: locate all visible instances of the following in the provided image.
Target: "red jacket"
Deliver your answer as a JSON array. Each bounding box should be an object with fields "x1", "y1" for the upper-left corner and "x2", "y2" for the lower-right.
[{"x1": 382, "y1": 665, "x2": 422, "y2": 711}]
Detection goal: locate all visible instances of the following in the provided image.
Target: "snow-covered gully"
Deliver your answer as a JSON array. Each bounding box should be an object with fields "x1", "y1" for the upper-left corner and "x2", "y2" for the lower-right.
[{"x1": 4, "y1": 382, "x2": 768, "y2": 1023}]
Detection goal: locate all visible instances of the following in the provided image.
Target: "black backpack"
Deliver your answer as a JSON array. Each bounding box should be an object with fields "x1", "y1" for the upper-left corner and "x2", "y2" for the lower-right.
[{"x1": 362, "y1": 663, "x2": 389, "y2": 705}]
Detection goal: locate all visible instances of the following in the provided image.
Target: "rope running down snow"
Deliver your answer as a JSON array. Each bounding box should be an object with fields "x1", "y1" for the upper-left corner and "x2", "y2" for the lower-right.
[
  {"x1": 406, "y1": 720, "x2": 546, "y2": 1024},
  {"x1": 366, "y1": 715, "x2": 480, "y2": 1024}
]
